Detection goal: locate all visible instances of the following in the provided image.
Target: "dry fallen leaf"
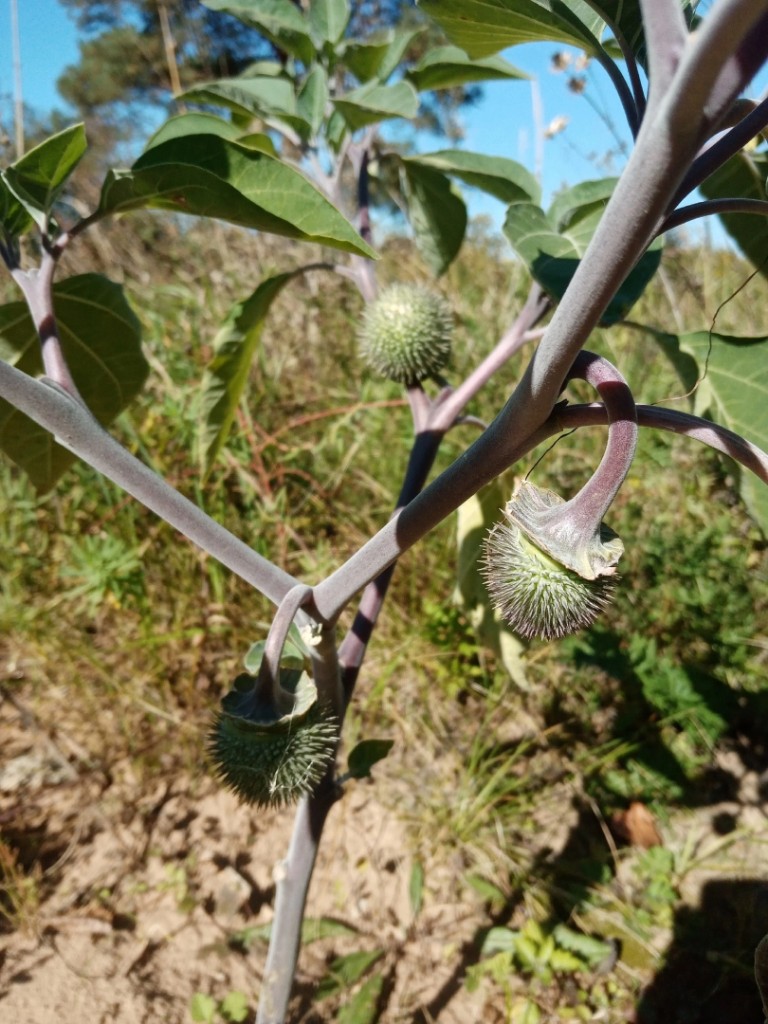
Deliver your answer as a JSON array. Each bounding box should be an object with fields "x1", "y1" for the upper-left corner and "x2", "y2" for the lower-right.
[{"x1": 611, "y1": 801, "x2": 663, "y2": 848}]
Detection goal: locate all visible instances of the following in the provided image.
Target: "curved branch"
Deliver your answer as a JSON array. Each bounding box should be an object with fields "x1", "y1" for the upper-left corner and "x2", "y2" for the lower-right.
[
  {"x1": 671, "y1": 94, "x2": 768, "y2": 206},
  {"x1": 550, "y1": 402, "x2": 768, "y2": 483},
  {"x1": 660, "y1": 197, "x2": 768, "y2": 233},
  {"x1": 0, "y1": 364, "x2": 297, "y2": 605}
]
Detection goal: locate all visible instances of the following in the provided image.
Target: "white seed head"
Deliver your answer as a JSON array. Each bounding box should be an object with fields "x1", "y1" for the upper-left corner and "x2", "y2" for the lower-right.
[
  {"x1": 482, "y1": 515, "x2": 617, "y2": 640},
  {"x1": 359, "y1": 283, "x2": 452, "y2": 383}
]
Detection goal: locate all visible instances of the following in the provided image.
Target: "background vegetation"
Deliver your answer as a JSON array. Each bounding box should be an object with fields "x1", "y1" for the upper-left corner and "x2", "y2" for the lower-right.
[{"x1": 1, "y1": 210, "x2": 767, "y2": 1022}]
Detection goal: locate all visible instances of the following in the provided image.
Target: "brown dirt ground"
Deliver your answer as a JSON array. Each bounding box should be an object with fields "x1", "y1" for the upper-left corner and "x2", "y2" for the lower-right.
[{"x1": 1, "y1": 681, "x2": 768, "y2": 1024}]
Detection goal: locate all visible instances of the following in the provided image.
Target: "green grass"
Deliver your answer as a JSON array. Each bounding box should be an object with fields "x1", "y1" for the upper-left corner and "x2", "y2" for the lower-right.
[{"x1": 2, "y1": 226, "x2": 768, "y2": 1018}]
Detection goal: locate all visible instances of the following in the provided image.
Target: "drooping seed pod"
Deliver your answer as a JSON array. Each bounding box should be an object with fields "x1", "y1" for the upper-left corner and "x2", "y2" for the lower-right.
[
  {"x1": 358, "y1": 283, "x2": 452, "y2": 384},
  {"x1": 207, "y1": 669, "x2": 338, "y2": 807},
  {"x1": 482, "y1": 486, "x2": 619, "y2": 641},
  {"x1": 482, "y1": 352, "x2": 638, "y2": 641}
]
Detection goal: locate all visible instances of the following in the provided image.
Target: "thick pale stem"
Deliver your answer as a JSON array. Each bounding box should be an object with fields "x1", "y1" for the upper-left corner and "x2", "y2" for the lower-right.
[
  {"x1": 0, "y1": 366, "x2": 297, "y2": 604},
  {"x1": 257, "y1": 585, "x2": 314, "y2": 711}
]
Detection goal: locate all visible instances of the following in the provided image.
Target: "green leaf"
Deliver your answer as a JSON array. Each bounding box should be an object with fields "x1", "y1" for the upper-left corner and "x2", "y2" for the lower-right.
[
  {"x1": 503, "y1": 179, "x2": 661, "y2": 323},
  {"x1": 96, "y1": 135, "x2": 376, "y2": 258},
  {"x1": 652, "y1": 329, "x2": 768, "y2": 533},
  {"x1": 334, "y1": 80, "x2": 419, "y2": 130},
  {"x1": 342, "y1": 26, "x2": 427, "y2": 85},
  {"x1": 337, "y1": 974, "x2": 384, "y2": 1024},
  {"x1": 3, "y1": 124, "x2": 87, "y2": 229},
  {"x1": 453, "y1": 474, "x2": 530, "y2": 688},
  {"x1": 408, "y1": 861, "x2": 424, "y2": 918},
  {"x1": 180, "y1": 76, "x2": 310, "y2": 137},
  {"x1": 482, "y1": 927, "x2": 520, "y2": 955},
  {"x1": 202, "y1": 0, "x2": 314, "y2": 63},
  {"x1": 419, "y1": 0, "x2": 604, "y2": 58},
  {"x1": 551, "y1": 924, "x2": 613, "y2": 964},
  {"x1": 317, "y1": 950, "x2": 385, "y2": 1000},
  {"x1": 297, "y1": 65, "x2": 329, "y2": 137},
  {"x1": 403, "y1": 161, "x2": 467, "y2": 277},
  {"x1": 301, "y1": 917, "x2": 359, "y2": 944},
  {"x1": 346, "y1": 739, "x2": 394, "y2": 779},
  {"x1": 407, "y1": 149, "x2": 540, "y2": 205},
  {"x1": 406, "y1": 45, "x2": 527, "y2": 91},
  {"x1": 0, "y1": 274, "x2": 147, "y2": 492},
  {"x1": 220, "y1": 991, "x2": 249, "y2": 1022},
  {"x1": 198, "y1": 271, "x2": 302, "y2": 476},
  {"x1": 189, "y1": 993, "x2": 217, "y2": 1023},
  {"x1": 309, "y1": 0, "x2": 349, "y2": 44},
  {"x1": 0, "y1": 177, "x2": 34, "y2": 240},
  {"x1": 145, "y1": 112, "x2": 244, "y2": 149},
  {"x1": 698, "y1": 149, "x2": 768, "y2": 280}
]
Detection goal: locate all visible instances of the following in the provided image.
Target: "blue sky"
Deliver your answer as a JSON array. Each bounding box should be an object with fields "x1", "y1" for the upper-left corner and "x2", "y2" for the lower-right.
[{"x1": 0, "y1": 0, "x2": 764, "y2": 236}]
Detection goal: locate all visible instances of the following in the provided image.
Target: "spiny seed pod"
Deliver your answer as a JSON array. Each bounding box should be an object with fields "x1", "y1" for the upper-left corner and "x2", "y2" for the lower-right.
[
  {"x1": 359, "y1": 283, "x2": 452, "y2": 384},
  {"x1": 207, "y1": 670, "x2": 338, "y2": 807},
  {"x1": 482, "y1": 482, "x2": 621, "y2": 641}
]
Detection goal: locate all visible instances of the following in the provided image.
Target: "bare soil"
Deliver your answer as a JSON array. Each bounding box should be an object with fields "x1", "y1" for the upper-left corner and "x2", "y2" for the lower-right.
[{"x1": 1, "y1": 680, "x2": 768, "y2": 1024}]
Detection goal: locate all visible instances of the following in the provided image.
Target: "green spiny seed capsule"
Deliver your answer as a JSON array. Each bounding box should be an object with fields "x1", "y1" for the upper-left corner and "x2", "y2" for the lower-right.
[
  {"x1": 207, "y1": 671, "x2": 338, "y2": 807},
  {"x1": 481, "y1": 513, "x2": 617, "y2": 641},
  {"x1": 359, "y1": 283, "x2": 452, "y2": 384}
]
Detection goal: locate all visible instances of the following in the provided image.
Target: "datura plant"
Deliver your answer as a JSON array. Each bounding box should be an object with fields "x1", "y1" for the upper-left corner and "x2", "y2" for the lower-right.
[{"x1": 1, "y1": 0, "x2": 768, "y2": 1021}]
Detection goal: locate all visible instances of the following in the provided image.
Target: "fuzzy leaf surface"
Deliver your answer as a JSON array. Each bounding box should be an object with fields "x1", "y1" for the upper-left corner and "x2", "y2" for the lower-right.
[
  {"x1": 504, "y1": 179, "x2": 661, "y2": 322},
  {"x1": 198, "y1": 271, "x2": 301, "y2": 476},
  {"x1": 0, "y1": 274, "x2": 146, "y2": 491},
  {"x1": 403, "y1": 162, "x2": 467, "y2": 276},
  {"x1": 3, "y1": 124, "x2": 87, "y2": 228},
  {"x1": 653, "y1": 329, "x2": 768, "y2": 533},
  {"x1": 333, "y1": 80, "x2": 419, "y2": 129},
  {"x1": 408, "y1": 150, "x2": 540, "y2": 204},
  {"x1": 420, "y1": 0, "x2": 604, "y2": 57},
  {"x1": 180, "y1": 76, "x2": 310, "y2": 136},
  {"x1": 406, "y1": 45, "x2": 527, "y2": 90},
  {"x1": 698, "y1": 149, "x2": 768, "y2": 280},
  {"x1": 202, "y1": 0, "x2": 314, "y2": 62},
  {"x1": 96, "y1": 135, "x2": 376, "y2": 257},
  {"x1": 309, "y1": 0, "x2": 349, "y2": 44}
]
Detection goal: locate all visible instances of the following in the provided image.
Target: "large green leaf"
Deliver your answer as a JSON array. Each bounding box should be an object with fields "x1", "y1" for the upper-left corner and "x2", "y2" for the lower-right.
[
  {"x1": 503, "y1": 179, "x2": 662, "y2": 323},
  {"x1": 202, "y1": 0, "x2": 314, "y2": 63},
  {"x1": 297, "y1": 65, "x2": 329, "y2": 137},
  {"x1": 309, "y1": 0, "x2": 349, "y2": 44},
  {"x1": 652, "y1": 329, "x2": 768, "y2": 533},
  {"x1": 198, "y1": 271, "x2": 300, "y2": 476},
  {"x1": 3, "y1": 124, "x2": 87, "y2": 229},
  {"x1": 180, "y1": 76, "x2": 310, "y2": 137},
  {"x1": 419, "y1": 0, "x2": 604, "y2": 58},
  {"x1": 0, "y1": 274, "x2": 147, "y2": 492},
  {"x1": 145, "y1": 112, "x2": 279, "y2": 156},
  {"x1": 333, "y1": 80, "x2": 419, "y2": 129},
  {"x1": 698, "y1": 149, "x2": 768, "y2": 280},
  {"x1": 342, "y1": 27, "x2": 424, "y2": 84},
  {"x1": 406, "y1": 45, "x2": 527, "y2": 91},
  {"x1": 403, "y1": 162, "x2": 467, "y2": 277},
  {"x1": 95, "y1": 135, "x2": 377, "y2": 258},
  {"x1": 407, "y1": 150, "x2": 540, "y2": 205}
]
